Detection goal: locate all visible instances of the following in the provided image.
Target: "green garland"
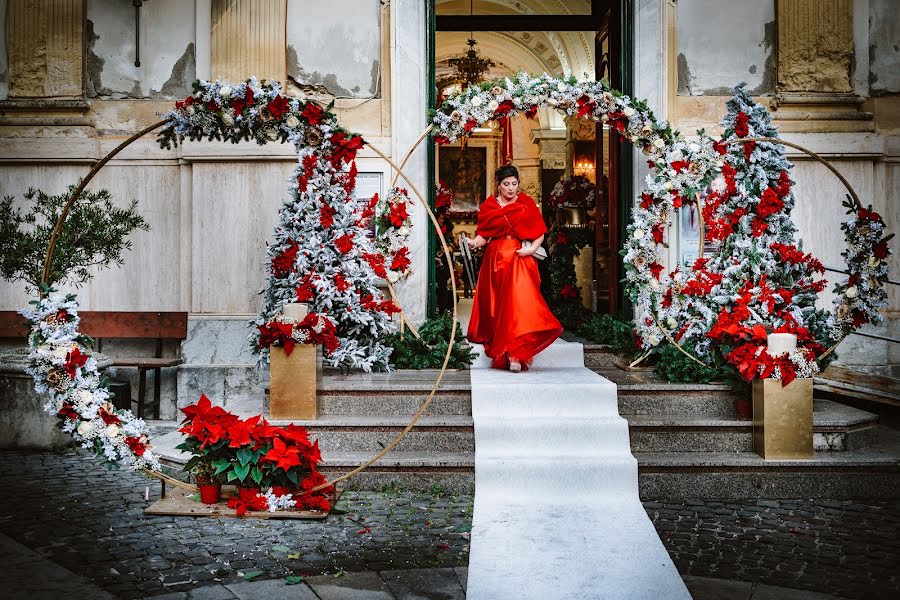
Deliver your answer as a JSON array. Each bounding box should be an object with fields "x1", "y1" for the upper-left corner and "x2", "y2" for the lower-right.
[
  {"x1": 385, "y1": 314, "x2": 477, "y2": 370},
  {"x1": 546, "y1": 223, "x2": 593, "y2": 330}
]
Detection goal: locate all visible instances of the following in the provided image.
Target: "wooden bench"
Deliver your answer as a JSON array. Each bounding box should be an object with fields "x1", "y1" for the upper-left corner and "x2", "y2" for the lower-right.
[{"x1": 1, "y1": 310, "x2": 188, "y2": 419}]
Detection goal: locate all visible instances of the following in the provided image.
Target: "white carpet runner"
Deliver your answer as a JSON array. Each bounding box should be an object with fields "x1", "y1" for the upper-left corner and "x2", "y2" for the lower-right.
[{"x1": 466, "y1": 338, "x2": 691, "y2": 600}]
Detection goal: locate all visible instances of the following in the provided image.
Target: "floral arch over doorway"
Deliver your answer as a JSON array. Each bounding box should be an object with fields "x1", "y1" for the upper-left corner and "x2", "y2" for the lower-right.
[{"x1": 431, "y1": 74, "x2": 891, "y2": 383}]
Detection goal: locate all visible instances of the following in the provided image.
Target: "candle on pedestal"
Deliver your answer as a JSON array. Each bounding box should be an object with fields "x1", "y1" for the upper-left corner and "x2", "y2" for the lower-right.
[
  {"x1": 767, "y1": 332, "x2": 797, "y2": 357},
  {"x1": 282, "y1": 303, "x2": 309, "y2": 322}
]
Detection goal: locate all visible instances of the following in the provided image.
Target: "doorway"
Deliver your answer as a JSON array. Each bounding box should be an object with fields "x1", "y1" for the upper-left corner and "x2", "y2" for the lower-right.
[{"x1": 430, "y1": 0, "x2": 633, "y2": 318}]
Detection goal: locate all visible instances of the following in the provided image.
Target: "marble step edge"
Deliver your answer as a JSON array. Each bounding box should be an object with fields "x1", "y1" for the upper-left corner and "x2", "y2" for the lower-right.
[
  {"x1": 156, "y1": 447, "x2": 899, "y2": 471},
  {"x1": 145, "y1": 404, "x2": 875, "y2": 432}
]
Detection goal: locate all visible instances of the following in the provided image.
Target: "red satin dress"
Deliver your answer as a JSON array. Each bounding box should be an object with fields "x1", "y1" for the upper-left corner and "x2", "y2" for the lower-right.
[{"x1": 466, "y1": 192, "x2": 563, "y2": 370}]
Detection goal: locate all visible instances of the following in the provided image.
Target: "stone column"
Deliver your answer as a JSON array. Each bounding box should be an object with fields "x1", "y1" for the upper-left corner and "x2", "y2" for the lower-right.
[
  {"x1": 390, "y1": 0, "x2": 428, "y2": 324},
  {"x1": 211, "y1": 0, "x2": 286, "y2": 83},
  {"x1": 772, "y1": 0, "x2": 872, "y2": 132},
  {"x1": 6, "y1": 0, "x2": 84, "y2": 97}
]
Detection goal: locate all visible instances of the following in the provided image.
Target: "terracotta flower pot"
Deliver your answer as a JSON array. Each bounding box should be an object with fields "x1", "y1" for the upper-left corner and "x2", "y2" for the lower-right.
[
  {"x1": 238, "y1": 485, "x2": 261, "y2": 503},
  {"x1": 198, "y1": 483, "x2": 221, "y2": 504}
]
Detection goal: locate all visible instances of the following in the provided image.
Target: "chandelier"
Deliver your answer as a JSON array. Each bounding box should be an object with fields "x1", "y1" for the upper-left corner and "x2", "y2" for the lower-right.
[{"x1": 448, "y1": 38, "x2": 495, "y2": 89}]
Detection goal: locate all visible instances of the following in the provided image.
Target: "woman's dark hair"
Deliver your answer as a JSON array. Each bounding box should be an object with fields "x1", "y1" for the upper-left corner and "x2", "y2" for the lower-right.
[{"x1": 495, "y1": 164, "x2": 519, "y2": 183}]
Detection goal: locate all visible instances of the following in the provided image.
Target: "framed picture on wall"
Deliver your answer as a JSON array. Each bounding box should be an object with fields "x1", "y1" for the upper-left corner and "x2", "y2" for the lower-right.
[{"x1": 439, "y1": 146, "x2": 488, "y2": 220}]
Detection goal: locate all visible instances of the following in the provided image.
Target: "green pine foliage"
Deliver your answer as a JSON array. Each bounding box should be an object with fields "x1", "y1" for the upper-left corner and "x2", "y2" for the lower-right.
[
  {"x1": 385, "y1": 313, "x2": 477, "y2": 370},
  {"x1": 577, "y1": 313, "x2": 639, "y2": 357},
  {"x1": 0, "y1": 185, "x2": 148, "y2": 293},
  {"x1": 654, "y1": 342, "x2": 728, "y2": 384}
]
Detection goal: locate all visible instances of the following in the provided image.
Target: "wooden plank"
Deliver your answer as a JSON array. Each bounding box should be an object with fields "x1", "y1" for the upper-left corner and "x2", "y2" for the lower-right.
[
  {"x1": 112, "y1": 358, "x2": 184, "y2": 368},
  {"x1": 79, "y1": 312, "x2": 188, "y2": 339},
  {"x1": 0, "y1": 311, "x2": 30, "y2": 337},
  {"x1": 0, "y1": 310, "x2": 188, "y2": 339},
  {"x1": 144, "y1": 487, "x2": 335, "y2": 520}
]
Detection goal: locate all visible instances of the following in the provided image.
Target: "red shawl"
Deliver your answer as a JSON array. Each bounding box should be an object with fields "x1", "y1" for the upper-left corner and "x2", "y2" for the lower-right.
[{"x1": 475, "y1": 193, "x2": 547, "y2": 240}]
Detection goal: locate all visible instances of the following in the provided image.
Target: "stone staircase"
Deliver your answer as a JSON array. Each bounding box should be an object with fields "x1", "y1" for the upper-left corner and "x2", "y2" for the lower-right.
[{"x1": 150, "y1": 345, "x2": 900, "y2": 499}]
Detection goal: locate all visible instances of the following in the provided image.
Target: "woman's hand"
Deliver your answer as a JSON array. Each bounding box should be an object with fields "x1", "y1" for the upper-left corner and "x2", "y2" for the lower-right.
[
  {"x1": 516, "y1": 244, "x2": 535, "y2": 257},
  {"x1": 466, "y1": 235, "x2": 487, "y2": 250}
]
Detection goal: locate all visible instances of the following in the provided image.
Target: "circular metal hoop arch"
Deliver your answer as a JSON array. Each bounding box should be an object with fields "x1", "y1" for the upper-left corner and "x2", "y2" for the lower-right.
[
  {"x1": 647, "y1": 136, "x2": 867, "y2": 368},
  {"x1": 38, "y1": 117, "x2": 460, "y2": 495}
]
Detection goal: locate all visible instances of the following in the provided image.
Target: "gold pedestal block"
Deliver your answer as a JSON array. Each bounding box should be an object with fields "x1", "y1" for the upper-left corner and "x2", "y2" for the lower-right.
[
  {"x1": 269, "y1": 345, "x2": 321, "y2": 420},
  {"x1": 752, "y1": 378, "x2": 813, "y2": 459}
]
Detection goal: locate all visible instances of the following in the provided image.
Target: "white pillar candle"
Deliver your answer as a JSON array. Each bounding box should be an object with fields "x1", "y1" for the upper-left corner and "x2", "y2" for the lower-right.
[
  {"x1": 282, "y1": 303, "x2": 309, "y2": 322},
  {"x1": 767, "y1": 333, "x2": 797, "y2": 357}
]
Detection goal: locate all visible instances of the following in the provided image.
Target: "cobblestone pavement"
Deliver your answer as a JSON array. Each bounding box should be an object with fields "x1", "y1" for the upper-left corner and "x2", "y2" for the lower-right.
[
  {"x1": 0, "y1": 450, "x2": 472, "y2": 599},
  {"x1": 2, "y1": 450, "x2": 898, "y2": 599},
  {"x1": 645, "y1": 499, "x2": 900, "y2": 600}
]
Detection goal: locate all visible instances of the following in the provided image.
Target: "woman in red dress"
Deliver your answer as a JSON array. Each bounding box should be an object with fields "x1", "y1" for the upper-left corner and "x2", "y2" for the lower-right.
[{"x1": 466, "y1": 165, "x2": 563, "y2": 372}]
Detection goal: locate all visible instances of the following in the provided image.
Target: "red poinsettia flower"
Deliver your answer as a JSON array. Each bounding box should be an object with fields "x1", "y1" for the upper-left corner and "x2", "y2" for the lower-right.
[
  {"x1": 734, "y1": 112, "x2": 750, "y2": 137},
  {"x1": 649, "y1": 262, "x2": 664, "y2": 280},
  {"x1": 261, "y1": 437, "x2": 303, "y2": 471},
  {"x1": 266, "y1": 94, "x2": 290, "y2": 120},
  {"x1": 333, "y1": 273, "x2": 350, "y2": 292},
  {"x1": 560, "y1": 284, "x2": 578, "y2": 299},
  {"x1": 742, "y1": 140, "x2": 756, "y2": 162},
  {"x1": 64, "y1": 347, "x2": 89, "y2": 379},
  {"x1": 99, "y1": 406, "x2": 121, "y2": 426},
  {"x1": 556, "y1": 232, "x2": 569, "y2": 246},
  {"x1": 712, "y1": 139, "x2": 728, "y2": 155},
  {"x1": 463, "y1": 119, "x2": 477, "y2": 134},
  {"x1": 756, "y1": 187, "x2": 784, "y2": 219},
  {"x1": 320, "y1": 203, "x2": 335, "y2": 228},
  {"x1": 873, "y1": 241, "x2": 889, "y2": 260},
  {"x1": 206, "y1": 100, "x2": 220, "y2": 112},
  {"x1": 858, "y1": 208, "x2": 883, "y2": 222},
  {"x1": 335, "y1": 234, "x2": 355, "y2": 254},
  {"x1": 55, "y1": 310, "x2": 71, "y2": 322},
  {"x1": 329, "y1": 132, "x2": 365, "y2": 165},
  {"x1": 175, "y1": 95, "x2": 194, "y2": 110},
  {"x1": 576, "y1": 95, "x2": 596, "y2": 119},
  {"x1": 231, "y1": 87, "x2": 254, "y2": 115},
  {"x1": 124, "y1": 436, "x2": 147, "y2": 456},
  {"x1": 670, "y1": 160, "x2": 691, "y2": 174},
  {"x1": 640, "y1": 193, "x2": 655, "y2": 210},
  {"x1": 363, "y1": 253, "x2": 387, "y2": 278},
  {"x1": 671, "y1": 193, "x2": 684, "y2": 209},
  {"x1": 272, "y1": 240, "x2": 300, "y2": 278},
  {"x1": 651, "y1": 224, "x2": 665, "y2": 245},
  {"x1": 227, "y1": 416, "x2": 261, "y2": 448},
  {"x1": 525, "y1": 105, "x2": 538, "y2": 119},
  {"x1": 751, "y1": 218, "x2": 769, "y2": 237},
  {"x1": 301, "y1": 101, "x2": 325, "y2": 125},
  {"x1": 775, "y1": 170, "x2": 792, "y2": 197},
  {"x1": 388, "y1": 201, "x2": 409, "y2": 227},
  {"x1": 58, "y1": 403, "x2": 79, "y2": 420},
  {"x1": 433, "y1": 135, "x2": 450, "y2": 145},
  {"x1": 390, "y1": 247, "x2": 411, "y2": 272}
]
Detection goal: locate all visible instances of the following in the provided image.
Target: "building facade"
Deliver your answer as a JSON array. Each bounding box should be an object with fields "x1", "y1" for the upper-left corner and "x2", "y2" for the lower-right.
[{"x1": 0, "y1": 1, "x2": 896, "y2": 388}]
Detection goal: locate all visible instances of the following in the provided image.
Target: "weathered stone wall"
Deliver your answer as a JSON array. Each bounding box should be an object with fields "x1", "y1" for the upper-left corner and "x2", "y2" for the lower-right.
[
  {"x1": 676, "y1": 0, "x2": 775, "y2": 96},
  {"x1": 869, "y1": 0, "x2": 900, "y2": 95},
  {"x1": 86, "y1": 0, "x2": 196, "y2": 99}
]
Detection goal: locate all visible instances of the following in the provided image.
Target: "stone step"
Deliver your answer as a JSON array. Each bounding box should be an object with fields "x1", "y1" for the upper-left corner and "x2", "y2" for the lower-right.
[
  {"x1": 147, "y1": 422, "x2": 900, "y2": 499},
  {"x1": 635, "y1": 437, "x2": 900, "y2": 500},
  {"x1": 626, "y1": 400, "x2": 879, "y2": 452},
  {"x1": 148, "y1": 399, "x2": 878, "y2": 465}
]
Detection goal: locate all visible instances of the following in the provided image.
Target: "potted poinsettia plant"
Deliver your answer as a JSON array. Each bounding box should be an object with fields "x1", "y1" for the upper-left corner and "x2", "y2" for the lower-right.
[{"x1": 176, "y1": 394, "x2": 238, "y2": 503}]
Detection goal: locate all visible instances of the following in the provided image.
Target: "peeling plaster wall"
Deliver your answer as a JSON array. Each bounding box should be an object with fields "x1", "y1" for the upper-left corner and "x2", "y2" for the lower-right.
[
  {"x1": 0, "y1": 0, "x2": 8, "y2": 100},
  {"x1": 869, "y1": 0, "x2": 900, "y2": 95},
  {"x1": 86, "y1": 0, "x2": 195, "y2": 98},
  {"x1": 676, "y1": 0, "x2": 775, "y2": 95},
  {"x1": 286, "y1": 0, "x2": 381, "y2": 98}
]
